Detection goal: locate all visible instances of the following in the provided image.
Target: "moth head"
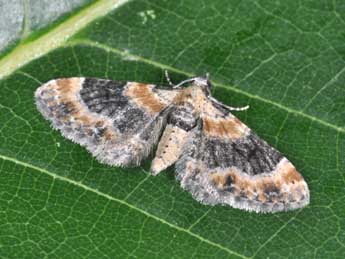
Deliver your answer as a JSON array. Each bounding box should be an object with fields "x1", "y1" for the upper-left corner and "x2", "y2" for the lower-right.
[
  {"x1": 174, "y1": 73, "x2": 212, "y2": 95},
  {"x1": 192, "y1": 74, "x2": 212, "y2": 96}
]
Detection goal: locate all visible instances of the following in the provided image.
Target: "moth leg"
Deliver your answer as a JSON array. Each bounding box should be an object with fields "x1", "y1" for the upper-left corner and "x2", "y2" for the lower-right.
[
  {"x1": 151, "y1": 102, "x2": 197, "y2": 175},
  {"x1": 151, "y1": 124, "x2": 189, "y2": 175}
]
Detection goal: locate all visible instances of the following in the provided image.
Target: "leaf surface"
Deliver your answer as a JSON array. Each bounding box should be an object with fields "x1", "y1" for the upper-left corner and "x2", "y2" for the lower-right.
[{"x1": 0, "y1": 0, "x2": 345, "y2": 258}]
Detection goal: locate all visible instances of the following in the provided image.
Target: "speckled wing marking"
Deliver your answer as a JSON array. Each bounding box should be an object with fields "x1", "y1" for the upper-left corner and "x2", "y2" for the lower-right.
[
  {"x1": 35, "y1": 77, "x2": 178, "y2": 166},
  {"x1": 175, "y1": 100, "x2": 310, "y2": 213}
]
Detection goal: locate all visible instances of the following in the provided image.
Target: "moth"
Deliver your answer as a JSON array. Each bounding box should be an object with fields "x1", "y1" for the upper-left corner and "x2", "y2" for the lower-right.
[{"x1": 35, "y1": 71, "x2": 310, "y2": 213}]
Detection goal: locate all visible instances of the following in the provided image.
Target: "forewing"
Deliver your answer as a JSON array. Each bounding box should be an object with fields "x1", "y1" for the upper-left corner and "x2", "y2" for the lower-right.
[
  {"x1": 35, "y1": 77, "x2": 178, "y2": 166},
  {"x1": 176, "y1": 101, "x2": 309, "y2": 213}
]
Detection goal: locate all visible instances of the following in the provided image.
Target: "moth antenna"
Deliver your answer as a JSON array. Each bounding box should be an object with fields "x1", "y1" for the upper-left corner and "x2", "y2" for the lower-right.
[
  {"x1": 226, "y1": 105, "x2": 250, "y2": 111},
  {"x1": 173, "y1": 77, "x2": 197, "y2": 89},
  {"x1": 209, "y1": 96, "x2": 249, "y2": 111},
  {"x1": 164, "y1": 70, "x2": 173, "y2": 87},
  {"x1": 173, "y1": 73, "x2": 210, "y2": 89},
  {"x1": 205, "y1": 72, "x2": 210, "y2": 80}
]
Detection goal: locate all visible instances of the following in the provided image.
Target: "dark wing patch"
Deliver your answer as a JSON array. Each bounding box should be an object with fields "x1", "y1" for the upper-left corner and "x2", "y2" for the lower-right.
[
  {"x1": 175, "y1": 114, "x2": 309, "y2": 213},
  {"x1": 200, "y1": 133, "x2": 283, "y2": 175},
  {"x1": 35, "y1": 77, "x2": 173, "y2": 166}
]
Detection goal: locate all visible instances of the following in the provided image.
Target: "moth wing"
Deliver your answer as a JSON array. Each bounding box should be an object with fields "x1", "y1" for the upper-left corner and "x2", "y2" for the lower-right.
[
  {"x1": 35, "y1": 77, "x2": 179, "y2": 166},
  {"x1": 175, "y1": 100, "x2": 309, "y2": 213}
]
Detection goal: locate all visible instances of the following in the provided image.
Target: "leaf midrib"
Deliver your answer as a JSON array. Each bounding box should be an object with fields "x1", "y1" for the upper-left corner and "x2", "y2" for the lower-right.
[{"x1": 0, "y1": 153, "x2": 249, "y2": 259}]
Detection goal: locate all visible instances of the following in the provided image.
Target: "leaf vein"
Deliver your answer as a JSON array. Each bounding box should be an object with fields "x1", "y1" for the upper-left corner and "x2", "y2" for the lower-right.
[
  {"x1": 124, "y1": 170, "x2": 151, "y2": 201},
  {"x1": 302, "y1": 64, "x2": 345, "y2": 111},
  {"x1": 251, "y1": 212, "x2": 301, "y2": 258}
]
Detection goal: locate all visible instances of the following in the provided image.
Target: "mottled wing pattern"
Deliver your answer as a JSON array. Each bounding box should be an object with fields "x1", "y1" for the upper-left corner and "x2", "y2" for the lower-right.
[
  {"x1": 35, "y1": 77, "x2": 178, "y2": 166},
  {"x1": 176, "y1": 100, "x2": 310, "y2": 213}
]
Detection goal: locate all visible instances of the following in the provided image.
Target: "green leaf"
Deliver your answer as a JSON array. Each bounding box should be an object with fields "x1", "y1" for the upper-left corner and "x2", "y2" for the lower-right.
[{"x1": 0, "y1": 0, "x2": 344, "y2": 258}]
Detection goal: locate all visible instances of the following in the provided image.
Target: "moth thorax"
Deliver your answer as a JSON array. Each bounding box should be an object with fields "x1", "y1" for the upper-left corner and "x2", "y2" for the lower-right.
[{"x1": 169, "y1": 105, "x2": 196, "y2": 131}]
